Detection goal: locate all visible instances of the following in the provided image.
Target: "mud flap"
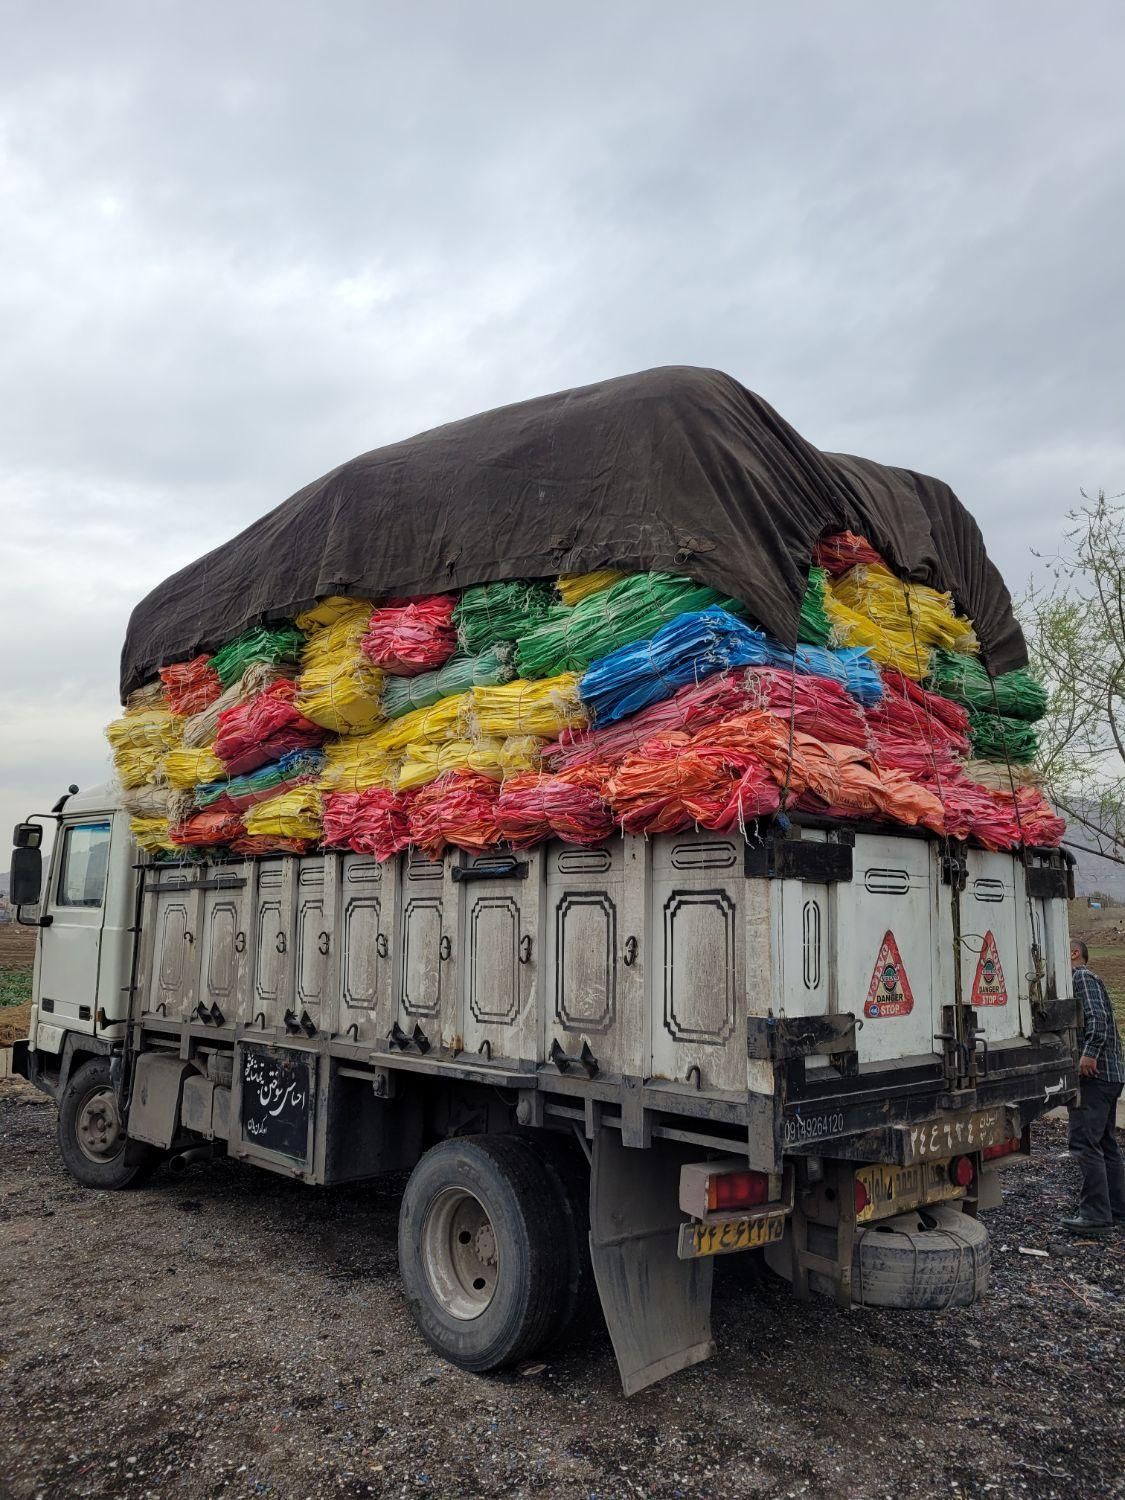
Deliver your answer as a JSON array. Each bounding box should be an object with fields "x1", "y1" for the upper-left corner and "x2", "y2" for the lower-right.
[{"x1": 588, "y1": 1130, "x2": 714, "y2": 1395}]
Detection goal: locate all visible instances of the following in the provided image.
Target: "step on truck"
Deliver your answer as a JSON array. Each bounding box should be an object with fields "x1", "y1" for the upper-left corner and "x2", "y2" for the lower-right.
[{"x1": 11, "y1": 788, "x2": 1078, "y2": 1392}]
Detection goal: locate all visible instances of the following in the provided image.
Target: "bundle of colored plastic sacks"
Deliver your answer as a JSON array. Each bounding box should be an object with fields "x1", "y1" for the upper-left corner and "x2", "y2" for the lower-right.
[{"x1": 110, "y1": 538, "x2": 1061, "y2": 863}]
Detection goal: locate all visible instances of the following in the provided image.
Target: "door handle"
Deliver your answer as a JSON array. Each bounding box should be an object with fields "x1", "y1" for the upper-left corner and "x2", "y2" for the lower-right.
[
  {"x1": 318, "y1": 931, "x2": 330, "y2": 956},
  {"x1": 275, "y1": 932, "x2": 287, "y2": 954},
  {"x1": 519, "y1": 935, "x2": 533, "y2": 964},
  {"x1": 376, "y1": 933, "x2": 389, "y2": 958},
  {"x1": 234, "y1": 931, "x2": 246, "y2": 953},
  {"x1": 439, "y1": 935, "x2": 452, "y2": 961},
  {"x1": 623, "y1": 936, "x2": 638, "y2": 966}
]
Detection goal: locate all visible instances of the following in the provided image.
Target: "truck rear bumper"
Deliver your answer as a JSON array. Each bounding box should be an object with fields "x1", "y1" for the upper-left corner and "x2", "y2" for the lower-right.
[{"x1": 770, "y1": 1039, "x2": 1076, "y2": 1167}]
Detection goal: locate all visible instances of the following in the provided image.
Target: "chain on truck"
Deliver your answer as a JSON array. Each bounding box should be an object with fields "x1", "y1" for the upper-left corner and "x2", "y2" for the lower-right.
[{"x1": 8, "y1": 369, "x2": 1082, "y2": 1395}]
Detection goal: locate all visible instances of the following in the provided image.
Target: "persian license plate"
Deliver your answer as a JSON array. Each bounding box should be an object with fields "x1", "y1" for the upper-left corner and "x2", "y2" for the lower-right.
[
  {"x1": 677, "y1": 1211, "x2": 787, "y2": 1260},
  {"x1": 855, "y1": 1160, "x2": 964, "y2": 1224}
]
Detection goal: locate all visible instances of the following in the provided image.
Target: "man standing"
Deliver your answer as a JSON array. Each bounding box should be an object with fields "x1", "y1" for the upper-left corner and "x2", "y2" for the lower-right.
[{"x1": 1061, "y1": 940, "x2": 1125, "y2": 1234}]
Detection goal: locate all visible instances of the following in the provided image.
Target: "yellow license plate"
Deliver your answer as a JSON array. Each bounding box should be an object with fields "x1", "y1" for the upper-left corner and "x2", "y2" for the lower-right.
[
  {"x1": 855, "y1": 1160, "x2": 964, "y2": 1224},
  {"x1": 677, "y1": 1211, "x2": 786, "y2": 1260}
]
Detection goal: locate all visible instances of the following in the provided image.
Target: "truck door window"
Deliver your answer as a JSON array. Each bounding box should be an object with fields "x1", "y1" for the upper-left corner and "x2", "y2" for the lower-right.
[{"x1": 56, "y1": 821, "x2": 112, "y2": 908}]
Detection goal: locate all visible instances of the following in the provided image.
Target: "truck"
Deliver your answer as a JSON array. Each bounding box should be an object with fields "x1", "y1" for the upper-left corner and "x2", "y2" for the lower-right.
[{"x1": 8, "y1": 367, "x2": 1081, "y2": 1394}]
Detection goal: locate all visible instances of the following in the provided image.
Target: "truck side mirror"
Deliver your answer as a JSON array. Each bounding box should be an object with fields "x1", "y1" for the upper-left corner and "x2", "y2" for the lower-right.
[{"x1": 10, "y1": 843, "x2": 43, "y2": 907}]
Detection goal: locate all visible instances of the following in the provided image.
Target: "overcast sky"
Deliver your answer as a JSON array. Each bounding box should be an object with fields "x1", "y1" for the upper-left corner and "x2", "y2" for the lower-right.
[{"x1": 1, "y1": 1, "x2": 1123, "y2": 847}]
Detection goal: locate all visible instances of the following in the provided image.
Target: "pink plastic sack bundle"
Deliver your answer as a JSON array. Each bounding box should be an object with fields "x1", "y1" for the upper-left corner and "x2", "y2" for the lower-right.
[
  {"x1": 544, "y1": 670, "x2": 752, "y2": 771},
  {"x1": 322, "y1": 788, "x2": 416, "y2": 861},
  {"x1": 214, "y1": 679, "x2": 326, "y2": 775},
  {"x1": 494, "y1": 768, "x2": 615, "y2": 847},
  {"x1": 409, "y1": 772, "x2": 501, "y2": 856},
  {"x1": 361, "y1": 595, "x2": 458, "y2": 676},
  {"x1": 743, "y1": 667, "x2": 869, "y2": 749},
  {"x1": 867, "y1": 669, "x2": 970, "y2": 776}
]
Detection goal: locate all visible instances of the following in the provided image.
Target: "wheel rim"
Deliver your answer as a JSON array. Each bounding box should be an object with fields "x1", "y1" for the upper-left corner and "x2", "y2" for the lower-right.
[
  {"x1": 75, "y1": 1085, "x2": 124, "y2": 1164},
  {"x1": 421, "y1": 1187, "x2": 499, "y2": 1320}
]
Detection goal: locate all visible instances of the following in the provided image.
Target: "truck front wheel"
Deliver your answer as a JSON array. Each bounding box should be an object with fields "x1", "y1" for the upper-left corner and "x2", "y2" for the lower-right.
[
  {"x1": 57, "y1": 1057, "x2": 160, "y2": 1190},
  {"x1": 398, "y1": 1135, "x2": 570, "y2": 1371}
]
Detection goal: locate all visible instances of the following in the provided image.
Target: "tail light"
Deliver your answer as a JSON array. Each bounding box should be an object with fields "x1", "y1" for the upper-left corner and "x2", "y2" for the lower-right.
[
  {"x1": 706, "y1": 1169, "x2": 771, "y2": 1213},
  {"x1": 949, "y1": 1155, "x2": 974, "y2": 1187},
  {"x1": 983, "y1": 1137, "x2": 1021, "y2": 1162}
]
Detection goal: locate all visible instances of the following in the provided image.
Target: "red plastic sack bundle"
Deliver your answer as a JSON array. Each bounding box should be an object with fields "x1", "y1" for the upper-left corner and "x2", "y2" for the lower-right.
[
  {"x1": 692, "y1": 759, "x2": 781, "y2": 832},
  {"x1": 494, "y1": 769, "x2": 615, "y2": 847},
  {"x1": 409, "y1": 772, "x2": 500, "y2": 856},
  {"x1": 361, "y1": 595, "x2": 458, "y2": 676},
  {"x1": 230, "y1": 835, "x2": 316, "y2": 856},
  {"x1": 743, "y1": 668, "x2": 869, "y2": 749},
  {"x1": 169, "y1": 809, "x2": 246, "y2": 846},
  {"x1": 322, "y1": 788, "x2": 416, "y2": 861},
  {"x1": 160, "y1": 654, "x2": 223, "y2": 716},
  {"x1": 866, "y1": 669, "x2": 970, "y2": 776},
  {"x1": 1012, "y1": 788, "x2": 1066, "y2": 847},
  {"x1": 928, "y1": 774, "x2": 1017, "y2": 849},
  {"x1": 214, "y1": 679, "x2": 326, "y2": 775},
  {"x1": 813, "y1": 530, "x2": 886, "y2": 576},
  {"x1": 545, "y1": 671, "x2": 754, "y2": 771}
]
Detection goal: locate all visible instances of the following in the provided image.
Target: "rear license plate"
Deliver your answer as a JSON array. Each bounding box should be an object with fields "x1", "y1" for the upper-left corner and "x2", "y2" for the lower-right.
[
  {"x1": 677, "y1": 1211, "x2": 786, "y2": 1260},
  {"x1": 855, "y1": 1161, "x2": 963, "y2": 1224}
]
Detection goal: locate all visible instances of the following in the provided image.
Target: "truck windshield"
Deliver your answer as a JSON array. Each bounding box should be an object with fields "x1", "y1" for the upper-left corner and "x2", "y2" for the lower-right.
[{"x1": 56, "y1": 821, "x2": 112, "y2": 908}]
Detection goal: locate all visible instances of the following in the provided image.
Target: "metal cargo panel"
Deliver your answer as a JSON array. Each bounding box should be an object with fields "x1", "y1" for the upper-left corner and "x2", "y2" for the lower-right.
[
  {"x1": 338, "y1": 854, "x2": 397, "y2": 1047},
  {"x1": 197, "y1": 867, "x2": 251, "y2": 1026},
  {"x1": 457, "y1": 851, "x2": 542, "y2": 1065},
  {"x1": 961, "y1": 850, "x2": 1029, "y2": 1042},
  {"x1": 396, "y1": 850, "x2": 459, "y2": 1050},
  {"x1": 141, "y1": 867, "x2": 203, "y2": 1022},
  {"x1": 293, "y1": 855, "x2": 339, "y2": 1034},
  {"x1": 252, "y1": 860, "x2": 296, "y2": 1031},
  {"x1": 649, "y1": 834, "x2": 752, "y2": 1093},
  {"x1": 832, "y1": 834, "x2": 940, "y2": 1064}
]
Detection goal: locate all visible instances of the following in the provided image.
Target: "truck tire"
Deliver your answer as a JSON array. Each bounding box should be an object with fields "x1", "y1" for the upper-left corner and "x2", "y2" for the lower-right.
[
  {"x1": 398, "y1": 1134, "x2": 571, "y2": 1372},
  {"x1": 522, "y1": 1131, "x2": 599, "y2": 1346},
  {"x1": 853, "y1": 1204, "x2": 989, "y2": 1309},
  {"x1": 57, "y1": 1057, "x2": 161, "y2": 1190}
]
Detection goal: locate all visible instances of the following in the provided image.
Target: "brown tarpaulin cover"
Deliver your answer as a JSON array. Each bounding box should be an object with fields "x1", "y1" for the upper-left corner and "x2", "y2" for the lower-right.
[{"x1": 120, "y1": 366, "x2": 1025, "y2": 698}]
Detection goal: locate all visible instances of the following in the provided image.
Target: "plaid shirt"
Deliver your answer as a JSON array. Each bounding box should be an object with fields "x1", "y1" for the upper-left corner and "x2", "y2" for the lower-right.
[{"x1": 1072, "y1": 966, "x2": 1125, "y2": 1085}]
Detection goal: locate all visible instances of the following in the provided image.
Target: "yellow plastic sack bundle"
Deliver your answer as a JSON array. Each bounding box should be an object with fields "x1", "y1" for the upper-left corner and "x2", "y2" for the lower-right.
[
  {"x1": 106, "y1": 708, "x2": 182, "y2": 788},
  {"x1": 182, "y1": 662, "x2": 290, "y2": 747},
  {"x1": 295, "y1": 599, "x2": 383, "y2": 734},
  {"x1": 130, "y1": 816, "x2": 177, "y2": 853},
  {"x1": 361, "y1": 691, "x2": 472, "y2": 755},
  {"x1": 823, "y1": 588, "x2": 932, "y2": 680},
  {"x1": 122, "y1": 784, "x2": 193, "y2": 822},
  {"x1": 245, "y1": 786, "x2": 323, "y2": 841},
  {"x1": 318, "y1": 735, "x2": 402, "y2": 793},
  {"x1": 831, "y1": 565, "x2": 977, "y2": 654},
  {"x1": 397, "y1": 735, "x2": 545, "y2": 791},
  {"x1": 556, "y1": 570, "x2": 627, "y2": 606},
  {"x1": 470, "y1": 674, "x2": 588, "y2": 739},
  {"x1": 162, "y1": 745, "x2": 225, "y2": 790}
]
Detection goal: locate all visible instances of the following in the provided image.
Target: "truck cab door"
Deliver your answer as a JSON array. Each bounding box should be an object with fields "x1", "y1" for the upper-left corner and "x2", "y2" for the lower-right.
[{"x1": 37, "y1": 817, "x2": 114, "y2": 1035}]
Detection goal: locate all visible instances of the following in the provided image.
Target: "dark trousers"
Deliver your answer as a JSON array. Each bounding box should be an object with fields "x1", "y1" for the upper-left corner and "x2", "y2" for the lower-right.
[{"x1": 1068, "y1": 1078, "x2": 1125, "y2": 1223}]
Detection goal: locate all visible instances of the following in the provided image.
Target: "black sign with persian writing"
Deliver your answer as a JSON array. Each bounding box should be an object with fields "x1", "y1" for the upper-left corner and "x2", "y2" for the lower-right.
[{"x1": 239, "y1": 1044, "x2": 313, "y2": 1161}]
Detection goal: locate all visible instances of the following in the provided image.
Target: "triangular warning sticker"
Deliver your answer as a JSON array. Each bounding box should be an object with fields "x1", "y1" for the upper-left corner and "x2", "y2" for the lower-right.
[
  {"x1": 971, "y1": 930, "x2": 1008, "y2": 1007},
  {"x1": 864, "y1": 931, "x2": 915, "y2": 1018}
]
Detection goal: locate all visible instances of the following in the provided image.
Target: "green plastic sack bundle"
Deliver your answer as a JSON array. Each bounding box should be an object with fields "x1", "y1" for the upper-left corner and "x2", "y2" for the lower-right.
[
  {"x1": 515, "y1": 573, "x2": 747, "y2": 679},
  {"x1": 211, "y1": 623, "x2": 306, "y2": 688},
  {"x1": 454, "y1": 582, "x2": 554, "y2": 654},
  {"x1": 927, "y1": 650, "x2": 1047, "y2": 722},
  {"x1": 798, "y1": 567, "x2": 832, "y2": 646},
  {"x1": 967, "y1": 709, "x2": 1039, "y2": 765},
  {"x1": 382, "y1": 645, "x2": 517, "y2": 719}
]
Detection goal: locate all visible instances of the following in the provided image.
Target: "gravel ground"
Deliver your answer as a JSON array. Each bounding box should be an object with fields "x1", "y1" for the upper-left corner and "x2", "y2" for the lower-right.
[{"x1": 1, "y1": 1080, "x2": 1122, "y2": 1500}]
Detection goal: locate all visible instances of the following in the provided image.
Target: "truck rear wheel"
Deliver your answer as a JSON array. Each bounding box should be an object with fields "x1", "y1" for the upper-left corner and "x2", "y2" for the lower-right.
[
  {"x1": 853, "y1": 1204, "x2": 989, "y2": 1309},
  {"x1": 57, "y1": 1057, "x2": 160, "y2": 1190},
  {"x1": 398, "y1": 1135, "x2": 570, "y2": 1371}
]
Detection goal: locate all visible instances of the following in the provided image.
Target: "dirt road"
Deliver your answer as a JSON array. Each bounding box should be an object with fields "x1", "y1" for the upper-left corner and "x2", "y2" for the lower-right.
[{"x1": 1, "y1": 1083, "x2": 1122, "y2": 1500}]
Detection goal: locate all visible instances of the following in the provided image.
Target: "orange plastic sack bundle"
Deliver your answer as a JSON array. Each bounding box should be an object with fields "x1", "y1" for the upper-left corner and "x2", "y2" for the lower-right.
[
  {"x1": 361, "y1": 595, "x2": 458, "y2": 676},
  {"x1": 409, "y1": 772, "x2": 501, "y2": 856},
  {"x1": 169, "y1": 809, "x2": 246, "y2": 847},
  {"x1": 494, "y1": 770, "x2": 615, "y2": 847},
  {"x1": 603, "y1": 732, "x2": 776, "y2": 835},
  {"x1": 229, "y1": 835, "x2": 316, "y2": 856},
  {"x1": 160, "y1": 654, "x2": 223, "y2": 716}
]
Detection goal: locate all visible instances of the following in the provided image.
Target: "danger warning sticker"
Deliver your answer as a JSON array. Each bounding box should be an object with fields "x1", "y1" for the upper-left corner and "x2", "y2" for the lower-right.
[
  {"x1": 864, "y1": 931, "x2": 915, "y2": 1018},
  {"x1": 971, "y1": 931, "x2": 1008, "y2": 1007}
]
